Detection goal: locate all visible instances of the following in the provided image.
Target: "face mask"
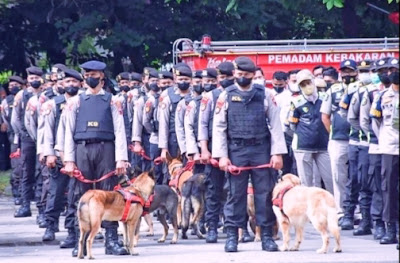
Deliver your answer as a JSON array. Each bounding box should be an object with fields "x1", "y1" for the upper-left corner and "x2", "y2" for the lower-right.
[
  {"x1": 65, "y1": 86, "x2": 79, "y2": 96},
  {"x1": 119, "y1": 85, "x2": 130, "y2": 92},
  {"x1": 149, "y1": 83, "x2": 160, "y2": 92},
  {"x1": 358, "y1": 73, "x2": 371, "y2": 85},
  {"x1": 219, "y1": 78, "x2": 234, "y2": 89},
  {"x1": 193, "y1": 84, "x2": 204, "y2": 94},
  {"x1": 30, "y1": 80, "x2": 41, "y2": 89},
  {"x1": 236, "y1": 77, "x2": 252, "y2": 87},
  {"x1": 253, "y1": 79, "x2": 265, "y2": 86},
  {"x1": 389, "y1": 71, "x2": 399, "y2": 85},
  {"x1": 86, "y1": 77, "x2": 100, "y2": 88},
  {"x1": 10, "y1": 86, "x2": 21, "y2": 95},
  {"x1": 56, "y1": 86, "x2": 65, "y2": 95},
  {"x1": 177, "y1": 82, "x2": 190, "y2": 91},
  {"x1": 342, "y1": 75, "x2": 356, "y2": 85},
  {"x1": 203, "y1": 84, "x2": 217, "y2": 92},
  {"x1": 371, "y1": 73, "x2": 381, "y2": 84},
  {"x1": 288, "y1": 83, "x2": 300, "y2": 93},
  {"x1": 132, "y1": 85, "x2": 141, "y2": 90},
  {"x1": 300, "y1": 84, "x2": 315, "y2": 96},
  {"x1": 273, "y1": 86, "x2": 285, "y2": 94},
  {"x1": 326, "y1": 82, "x2": 333, "y2": 90},
  {"x1": 379, "y1": 73, "x2": 391, "y2": 85}
]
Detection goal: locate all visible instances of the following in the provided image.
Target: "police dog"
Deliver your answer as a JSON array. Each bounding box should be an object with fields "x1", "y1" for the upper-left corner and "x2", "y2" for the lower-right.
[
  {"x1": 77, "y1": 170, "x2": 155, "y2": 259},
  {"x1": 272, "y1": 173, "x2": 341, "y2": 254},
  {"x1": 180, "y1": 173, "x2": 207, "y2": 239}
]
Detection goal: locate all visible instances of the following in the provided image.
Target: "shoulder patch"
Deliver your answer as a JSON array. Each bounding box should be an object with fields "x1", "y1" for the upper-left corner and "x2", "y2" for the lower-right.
[
  {"x1": 215, "y1": 98, "x2": 225, "y2": 114},
  {"x1": 200, "y1": 97, "x2": 209, "y2": 111}
]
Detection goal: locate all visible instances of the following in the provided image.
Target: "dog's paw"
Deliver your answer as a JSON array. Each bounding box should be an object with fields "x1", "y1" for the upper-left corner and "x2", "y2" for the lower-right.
[
  {"x1": 289, "y1": 247, "x2": 299, "y2": 251},
  {"x1": 157, "y1": 238, "x2": 166, "y2": 243},
  {"x1": 254, "y1": 236, "x2": 261, "y2": 242},
  {"x1": 316, "y1": 248, "x2": 327, "y2": 254},
  {"x1": 333, "y1": 247, "x2": 342, "y2": 253},
  {"x1": 130, "y1": 252, "x2": 139, "y2": 256},
  {"x1": 170, "y1": 239, "x2": 177, "y2": 244},
  {"x1": 88, "y1": 256, "x2": 95, "y2": 260},
  {"x1": 279, "y1": 246, "x2": 289, "y2": 252},
  {"x1": 146, "y1": 233, "x2": 154, "y2": 237}
]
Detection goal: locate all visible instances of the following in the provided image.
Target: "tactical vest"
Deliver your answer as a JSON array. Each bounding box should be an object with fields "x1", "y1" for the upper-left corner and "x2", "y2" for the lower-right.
[
  {"x1": 167, "y1": 87, "x2": 183, "y2": 133},
  {"x1": 226, "y1": 85, "x2": 269, "y2": 140},
  {"x1": 193, "y1": 96, "x2": 202, "y2": 140},
  {"x1": 73, "y1": 92, "x2": 115, "y2": 142},
  {"x1": 45, "y1": 88, "x2": 56, "y2": 99},
  {"x1": 151, "y1": 94, "x2": 160, "y2": 133},
  {"x1": 53, "y1": 95, "x2": 66, "y2": 138},
  {"x1": 141, "y1": 93, "x2": 150, "y2": 135},
  {"x1": 208, "y1": 88, "x2": 222, "y2": 139},
  {"x1": 330, "y1": 84, "x2": 350, "y2": 140},
  {"x1": 294, "y1": 99, "x2": 329, "y2": 151},
  {"x1": 20, "y1": 90, "x2": 33, "y2": 135}
]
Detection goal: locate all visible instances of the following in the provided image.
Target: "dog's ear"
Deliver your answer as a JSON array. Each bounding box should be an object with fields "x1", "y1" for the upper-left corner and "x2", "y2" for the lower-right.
[
  {"x1": 148, "y1": 167, "x2": 155, "y2": 180},
  {"x1": 166, "y1": 151, "x2": 173, "y2": 164},
  {"x1": 133, "y1": 165, "x2": 143, "y2": 177}
]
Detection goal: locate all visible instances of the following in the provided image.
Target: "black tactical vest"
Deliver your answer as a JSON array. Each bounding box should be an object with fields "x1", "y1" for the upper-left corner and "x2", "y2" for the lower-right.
[
  {"x1": 226, "y1": 85, "x2": 269, "y2": 140},
  {"x1": 168, "y1": 87, "x2": 183, "y2": 133},
  {"x1": 151, "y1": 94, "x2": 160, "y2": 133},
  {"x1": 53, "y1": 95, "x2": 66, "y2": 138},
  {"x1": 73, "y1": 92, "x2": 115, "y2": 142},
  {"x1": 5, "y1": 95, "x2": 14, "y2": 124},
  {"x1": 45, "y1": 88, "x2": 57, "y2": 99},
  {"x1": 208, "y1": 88, "x2": 222, "y2": 139}
]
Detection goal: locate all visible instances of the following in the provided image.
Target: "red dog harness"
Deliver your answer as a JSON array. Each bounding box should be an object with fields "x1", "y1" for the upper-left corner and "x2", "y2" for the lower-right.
[
  {"x1": 272, "y1": 185, "x2": 294, "y2": 219},
  {"x1": 116, "y1": 189, "x2": 145, "y2": 223},
  {"x1": 168, "y1": 161, "x2": 194, "y2": 191},
  {"x1": 142, "y1": 194, "x2": 154, "y2": 216}
]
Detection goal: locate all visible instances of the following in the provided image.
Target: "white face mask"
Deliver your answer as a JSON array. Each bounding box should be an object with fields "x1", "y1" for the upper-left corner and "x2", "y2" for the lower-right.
[
  {"x1": 253, "y1": 79, "x2": 265, "y2": 86},
  {"x1": 289, "y1": 83, "x2": 300, "y2": 93},
  {"x1": 359, "y1": 72, "x2": 372, "y2": 85}
]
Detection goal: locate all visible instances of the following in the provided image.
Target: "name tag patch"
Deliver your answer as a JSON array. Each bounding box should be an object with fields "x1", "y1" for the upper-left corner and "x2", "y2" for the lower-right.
[
  {"x1": 231, "y1": 96, "x2": 242, "y2": 102},
  {"x1": 87, "y1": 121, "x2": 99, "y2": 127}
]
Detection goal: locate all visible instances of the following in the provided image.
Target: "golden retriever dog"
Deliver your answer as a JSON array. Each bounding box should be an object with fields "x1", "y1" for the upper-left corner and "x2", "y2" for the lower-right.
[
  {"x1": 272, "y1": 173, "x2": 341, "y2": 254},
  {"x1": 77, "y1": 169, "x2": 155, "y2": 259}
]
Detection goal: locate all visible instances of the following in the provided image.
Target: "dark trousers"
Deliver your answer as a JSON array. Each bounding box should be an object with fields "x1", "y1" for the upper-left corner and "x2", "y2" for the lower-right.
[
  {"x1": 282, "y1": 133, "x2": 297, "y2": 175},
  {"x1": 204, "y1": 164, "x2": 225, "y2": 225},
  {"x1": 369, "y1": 154, "x2": 383, "y2": 221},
  {"x1": 358, "y1": 146, "x2": 372, "y2": 210},
  {"x1": 9, "y1": 142, "x2": 22, "y2": 198},
  {"x1": 150, "y1": 142, "x2": 163, "y2": 185},
  {"x1": 343, "y1": 144, "x2": 361, "y2": 212},
  {"x1": 168, "y1": 132, "x2": 179, "y2": 158},
  {"x1": 224, "y1": 141, "x2": 276, "y2": 229},
  {"x1": 37, "y1": 162, "x2": 50, "y2": 212},
  {"x1": 381, "y1": 154, "x2": 399, "y2": 223},
  {"x1": 73, "y1": 141, "x2": 119, "y2": 229},
  {"x1": 20, "y1": 137, "x2": 36, "y2": 204},
  {"x1": 140, "y1": 133, "x2": 152, "y2": 172}
]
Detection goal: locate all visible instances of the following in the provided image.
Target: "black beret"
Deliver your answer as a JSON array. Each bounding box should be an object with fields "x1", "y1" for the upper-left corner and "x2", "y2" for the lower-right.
[
  {"x1": 339, "y1": 59, "x2": 357, "y2": 71},
  {"x1": 51, "y1": 63, "x2": 66, "y2": 73},
  {"x1": 8, "y1": 76, "x2": 25, "y2": 85},
  {"x1": 130, "y1": 72, "x2": 142, "y2": 82},
  {"x1": 387, "y1": 57, "x2": 399, "y2": 69},
  {"x1": 26, "y1": 66, "x2": 43, "y2": 76},
  {"x1": 233, "y1": 57, "x2": 256, "y2": 73},
  {"x1": 80, "y1": 60, "x2": 106, "y2": 71},
  {"x1": 357, "y1": 60, "x2": 372, "y2": 71},
  {"x1": 174, "y1": 66, "x2": 192, "y2": 77},
  {"x1": 64, "y1": 68, "x2": 83, "y2": 81},
  {"x1": 217, "y1": 62, "x2": 234, "y2": 76},
  {"x1": 192, "y1": 70, "x2": 203, "y2": 79},
  {"x1": 201, "y1": 68, "x2": 218, "y2": 79},
  {"x1": 159, "y1": 71, "x2": 174, "y2": 80},
  {"x1": 116, "y1": 72, "x2": 131, "y2": 82},
  {"x1": 173, "y1": 62, "x2": 191, "y2": 70}
]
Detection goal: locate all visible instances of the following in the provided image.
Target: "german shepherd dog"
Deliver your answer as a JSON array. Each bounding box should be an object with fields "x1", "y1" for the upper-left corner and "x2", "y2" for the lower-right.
[
  {"x1": 272, "y1": 173, "x2": 341, "y2": 253},
  {"x1": 77, "y1": 170, "x2": 155, "y2": 259},
  {"x1": 180, "y1": 173, "x2": 207, "y2": 240}
]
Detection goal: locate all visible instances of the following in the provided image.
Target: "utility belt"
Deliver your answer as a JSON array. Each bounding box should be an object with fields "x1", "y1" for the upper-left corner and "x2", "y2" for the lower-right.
[
  {"x1": 75, "y1": 139, "x2": 113, "y2": 145},
  {"x1": 228, "y1": 137, "x2": 267, "y2": 146}
]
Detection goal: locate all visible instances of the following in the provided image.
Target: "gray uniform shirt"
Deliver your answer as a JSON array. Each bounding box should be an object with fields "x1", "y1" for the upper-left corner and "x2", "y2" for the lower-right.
[
  {"x1": 142, "y1": 93, "x2": 159, "y2": 145},
  {"x1": 132, "y1": 96, "x2": 145, "y2": 142},
  {"x1": 184, "y1": 98, "x2": 200, "y2": 155},
  {"x1": 175, "y1": 99, "x2": 187, "y2": 154},
  {"x1": 198, "y1": 88, "x2": 222, "y2": 142}
]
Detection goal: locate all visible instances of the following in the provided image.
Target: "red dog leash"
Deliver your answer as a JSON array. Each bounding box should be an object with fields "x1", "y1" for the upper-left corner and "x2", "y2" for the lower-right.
[
  {"x1": 128, "y1": 145, "x2": 152, "y2": 161},
  {"x1": 60, "y1": 168, "x2": 116, "y2": 184},
  {"x1": 208, "y1": 158, "x2": 272, "y2": 175},
  {"x1": 9, "y1": 150, "x2": 21, "y2": 159}
]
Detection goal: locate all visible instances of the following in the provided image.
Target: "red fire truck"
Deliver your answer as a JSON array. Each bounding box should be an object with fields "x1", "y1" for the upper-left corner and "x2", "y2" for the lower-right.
[{"x1": 173, "y1": 36, "x2": 399, "y2": 80}]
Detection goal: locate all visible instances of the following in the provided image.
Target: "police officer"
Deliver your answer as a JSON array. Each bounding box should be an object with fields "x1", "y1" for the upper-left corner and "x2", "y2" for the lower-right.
[
  {"x1": 288, "y1": 70, "x2": 333, "y2": 193},
  {"x1": 320, "y1": 60, "x2": 352, "y2": 223},
  {"x1": 62, "y1": 60, "x2": 129, "y2": 256},
  {"x1": 11, "y1": 66, "x2": 43, "y2": 218},
  {"x1": 1, "y1": 76, "x2": 24, "y2": 205},
  {"x1": 213, "y1": 57, "x2": 287, "y2": 252},
  {"x1": 159, "y1": 65, "x2": 192, "y2": 163},
  {"x1": 370, "y1": 57, "x2": 399, "y2": 245},
  {"x1": 127, "y1": 72, "x2": 142, "y2": 169},
  {"x1": 41, "y1": 68, "x2": 82, "y2": 244}
]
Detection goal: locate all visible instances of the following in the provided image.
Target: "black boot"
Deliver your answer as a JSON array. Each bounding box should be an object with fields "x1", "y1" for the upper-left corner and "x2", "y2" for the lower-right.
[
  {"x1": 353, "y1": 209, "x2": 372, "y2": 236},
  {"x1": 95, "y1": 231, "x2": 104, "y2": 240},
  {"x1": 36, "y1": 208, "x2": 46, "y2": 227},
  {"x1": 42, "y1": 227, "x2": 56, "y2": 241},
  {"x1": 206, "y1": 222, "x2": 218, "y2": 243},
  {"x1": 261, "y1": 227, "x2": 278, "y2": 252},
  {"x1": 105, "y1": 228, "x2": 129, "y2": 255},
  {"x1": 380, "y1": 223, "x2": 398, "y2": 245},
  {"x1": 14, "y1": 197, "x2": 22, "y2": 206},
  {"x1": 60, "y1": 228, "x2": 77, "y2": 249},
  {"x1": 373, "y1": 220, "x2": 386, "y2": 240},
  {"x1": 241, "y1": 227, "x2": 254, "y2": 243},
  {"x1": 14, "y1": 202, "x2": 31, "y2": 218},
  {"x1": 341, "y1": 208, "x2": 354, "y2": 230},
  {"x1": 224, "y1": 227, "x2": 238, "y2": 252}
]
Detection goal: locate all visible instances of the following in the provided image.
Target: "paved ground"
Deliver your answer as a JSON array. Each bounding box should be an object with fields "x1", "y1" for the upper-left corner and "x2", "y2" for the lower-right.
[{"x1": 0, "y1": 196, "x2": 398, "y2": 263}]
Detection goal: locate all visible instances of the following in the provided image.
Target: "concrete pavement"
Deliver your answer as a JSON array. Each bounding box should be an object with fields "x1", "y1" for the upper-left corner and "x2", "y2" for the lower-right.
[{"x1": 0, "y1": 195, "x2": 398, "y2": 263}]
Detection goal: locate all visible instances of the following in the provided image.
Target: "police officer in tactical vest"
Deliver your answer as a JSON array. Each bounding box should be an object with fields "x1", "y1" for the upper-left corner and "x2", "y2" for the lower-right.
[
  {"x1": 212, "y1": 57, "x2": 287, "y2": 252},
  {"x1": 62, "y1": 60, "x2": 129, "y2": 257}
]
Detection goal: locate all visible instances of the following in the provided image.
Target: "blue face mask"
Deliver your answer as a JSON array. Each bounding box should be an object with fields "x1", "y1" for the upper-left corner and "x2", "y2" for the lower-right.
[{"x1": 371, "y1": 73, "x2": 380, "y2": 84}]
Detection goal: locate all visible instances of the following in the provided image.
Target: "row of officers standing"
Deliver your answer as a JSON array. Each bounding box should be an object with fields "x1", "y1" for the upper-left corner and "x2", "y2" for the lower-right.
[{"x1": 1, "y1": 55, "x2": 398, "y2": 255}]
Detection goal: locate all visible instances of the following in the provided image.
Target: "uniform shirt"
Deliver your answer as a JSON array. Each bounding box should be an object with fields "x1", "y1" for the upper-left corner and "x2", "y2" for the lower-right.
[
  {"x1": 24, "y1": 94, "x2": 39, "y2": 142},
  {"x1": 198, "y1": 88, "x2": 222, "y2": 142},
  {"x1": 0, "y1": 96, "x2": 18, "y2": 143},
  {"x1": 370, "y1": 86, "x2": 399, "y2": 156},
  {"x1": 143, "y1": 93, "x2": 159, "y2": 145},
  {"x1": 184, "y1": 96, "x2": 201, "y2": 155},
  {"x1": 212, "y1": 85, "x2": 287, "y2": 158},
  {"x1": 175, "y1": 98, "x2": 188, "y2": 154},
  {"x1": 63, "y1": 88, "x2": 128, "y2": 162},
  {"x1": 274, "y1": 88, "x2": 300, "y2": 136},
  {"x1": 360, "y1": 84, "x2": 381, "y2": 154},
  {"x1": 132, "y1": 95, "x2": 146, "y2": 142}
]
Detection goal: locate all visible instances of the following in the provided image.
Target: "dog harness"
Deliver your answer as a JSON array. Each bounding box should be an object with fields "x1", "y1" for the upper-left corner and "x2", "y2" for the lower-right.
[
  {"x1": 168, "y1": 161, "x2": 194, "y2": 191},
  {"x1": 142, "y1": 194, "x2": 155, "y2": 216},
  {"x1": 116, "y1": 189, "x2": 145, "y2": 223},
  {"x1": 272, "y1": 185, "x2": 294, "y2": 220}
]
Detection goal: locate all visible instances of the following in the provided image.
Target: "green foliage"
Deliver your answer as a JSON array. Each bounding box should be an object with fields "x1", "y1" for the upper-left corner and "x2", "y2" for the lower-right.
[{"x1": 0, "y1": 71, "x2": 13, "y2": 85}]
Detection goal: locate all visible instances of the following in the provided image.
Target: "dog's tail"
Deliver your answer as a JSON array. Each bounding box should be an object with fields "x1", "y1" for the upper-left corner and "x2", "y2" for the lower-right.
[
  {"x1": 78, "y1": 192, "x2": 94, "y2": 233},
  {"x1": 181, "y1": 181, "x2": 193, "y2": 234}
]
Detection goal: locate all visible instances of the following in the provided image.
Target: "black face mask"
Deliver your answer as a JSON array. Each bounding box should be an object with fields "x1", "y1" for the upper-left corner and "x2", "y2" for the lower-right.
[
  {"x1": 379, "y1": 73, "x2": 391, "y2": 85},
  {"x1": 273, "y1": 86, "x2": 285, "y2": 94},
  {"x1": 10, "y1": 86, "x2": 21, "y2": 95},
  {"x1": 236, "y1": 77, "x2": 252, "y2": 87},
  {"x1": 149, "y1": 83, "x2": 160, "y2": 92},
  {"x1": 86, "y1": 77, "x2": 100, "y2": 88},
  {"x1": 30, "y1": 80, "x2": 41, "y2": 89},
  {"x1": 193, "y1": 84, "x2": 204, "y2": 94},
  {"x1": 65, "y1": 86, "x2": 79, "y2": 96},
  {"x1": 219, "y1": 78, "x2": 235, "y2": 89},
  {"x1": 326, "y1": 82, "x2": 333, "y2": 90},
  {"x1": 177, "y1": 82, "x2": 190, "y2": 91},
  {"x1": 389, "y1": 71, "x2": 399, "y2": 85},
  {"x1": 56, "y1": 86, "x2": 65, "y2": 95},
  {"x1": 203, "y1": 84, "x2": 217, "y2": 92},
  {"x1": 119, "y1": 85, "x2": 130, "y2": 92},
  {"x1": 342, "y1": 75, "x2": 356, "y2": 85}
]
